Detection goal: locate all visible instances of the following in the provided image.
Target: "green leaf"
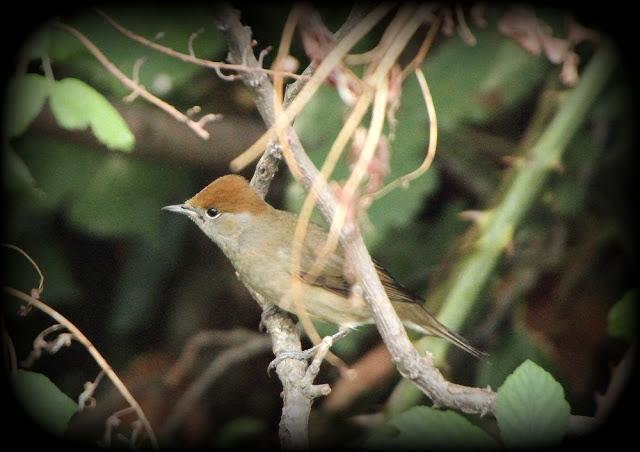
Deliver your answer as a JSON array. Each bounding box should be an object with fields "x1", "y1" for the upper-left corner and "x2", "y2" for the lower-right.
[
  {"x1": 12, "y1": 370, "x2": 78, "y2": 436},
  {"x1": 48, "y1": 78, "x2": 134, "y2": 151},
  {"x1": 15, "y1": 136, "x2": 104, "y2": 209},
  {"x1": 4, "y1": 146, "x2": 36, "y2": 190},
  {"x1": 66, "y1": 154, "x2": 190, "y2": 239},
  {"x1": 497, "y1": 360, "x2": 570, "y2": 447},
  {"x1": 15, "y1": 135, "x2": 192, "y2": 239},
  {"x1": 367, "y1": 406, "x2": 496, "y2": 448},
  {"x1": 5, "y1": 74, "x2": 50, "y2": 137},
  {"x1": 607, "y1": 290, "x2": 637, "y2": 342}
]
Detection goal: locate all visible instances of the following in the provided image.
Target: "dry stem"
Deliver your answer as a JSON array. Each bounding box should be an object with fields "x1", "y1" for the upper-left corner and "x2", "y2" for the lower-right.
[
  {"x1": 56, "y1": 22, "x2": 214, "y2": 140},
  {"x1": 160, "y1": 332, "x2": 271, "y2": 437},
  {"x1": 217, "y1": 3, "x2": 498, "y2": 418},
  {"x1": 96, "y1": 9, "x2": 305, "y2": 81},
  {"x1": 4, "y1": 286, "x2": 158, "y2": 447}
]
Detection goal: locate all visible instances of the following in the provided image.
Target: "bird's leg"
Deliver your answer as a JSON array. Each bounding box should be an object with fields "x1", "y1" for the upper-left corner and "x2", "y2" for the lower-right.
[{"x1": 267, "y1": 327, "x2": 352, "y2": 374}]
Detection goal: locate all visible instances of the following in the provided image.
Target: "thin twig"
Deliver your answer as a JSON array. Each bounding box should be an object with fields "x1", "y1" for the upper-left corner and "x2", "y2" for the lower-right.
[
  {"x1": 41, "y1": 54, "x2": 55, "y2": 81},
  {"x1": 369, "y1": 67, "x2": 438, "y2": 200},
  {"x1": 2, "y1": 244, "x2": 44, "y2": 298},
  {"x1": 568, "y1": 342, "x2": 635, "y2": 435},
  {"x1": 21, "y1": 323, "x2": 74, "y2": 367},
  {"x1": 287, "y1": 89, "x2": 375, "y2": 369},
  {"x1": 96, "y1": 9, "x2": 305, "y2": 81},
  {"x1": 299, "y1": 6, "x2": 425, "y2": 292},
  {"x1": 221, "y1": 2, "x2": 499, "y2": 417},
  {"x1": 3, "y1": 286, "x2": 158, "y2": 448},
  {"x1": 401, "y1": 14, "x2": 442, "y2": 78},
  {"x1": 79, "y1": 370, "x2": 106, "y2": 411},
  {"x1": 215, "y1": 5, "x2": 377, "y2": 448},
  {"x1": 56, "y1": 22, "x2": 212, "y2": 140},
  {"x1": 271, "y1": 5, "x2": 324, "y2": 357},
  {"x1": 455, "y1": 4, "x2": 478, "y2": 45},
  {"x1": 229, "y1": 4, "x2": 394, "y2": 171},
  {"x1": 165, "y1": 329, "x2": 264, "y2": 387},
  {"x1": 160, "y1": 334, "x2": 271, "y2": 437},
  {"x1": 103, "y1": 406, "x2": 136, "y2": 447}
]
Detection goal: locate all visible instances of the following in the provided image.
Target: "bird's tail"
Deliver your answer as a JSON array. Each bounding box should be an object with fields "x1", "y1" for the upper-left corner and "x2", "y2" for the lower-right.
[{"x1": 392, "y1": 301, "x2": 487, "y2": 359}]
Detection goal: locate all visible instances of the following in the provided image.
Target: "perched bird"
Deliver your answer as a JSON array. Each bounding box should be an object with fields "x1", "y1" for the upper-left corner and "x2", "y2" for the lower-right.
[{"x1": 163, "y1": 175, "x2": 484, "y2": 358}]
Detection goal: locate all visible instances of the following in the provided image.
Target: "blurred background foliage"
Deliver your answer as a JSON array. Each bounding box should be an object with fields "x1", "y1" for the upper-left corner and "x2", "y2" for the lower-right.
[{"x1": 2, "y1": 3, "x2": 636, "y2": 448}]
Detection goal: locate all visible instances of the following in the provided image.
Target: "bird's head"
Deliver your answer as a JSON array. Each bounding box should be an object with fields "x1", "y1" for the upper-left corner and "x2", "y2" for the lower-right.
[{"x1": 162, "y1": 175, "x2": 270, "y2": 248}]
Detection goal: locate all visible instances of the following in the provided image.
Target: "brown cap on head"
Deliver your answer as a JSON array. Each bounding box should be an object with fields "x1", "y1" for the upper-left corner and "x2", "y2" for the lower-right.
[{"x1": 186, "y1": 175, "x2": 268, "y2": 215}]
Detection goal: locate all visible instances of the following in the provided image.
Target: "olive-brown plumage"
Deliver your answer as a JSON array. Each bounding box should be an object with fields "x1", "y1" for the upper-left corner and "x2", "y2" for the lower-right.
[{"x1": 163, "y1": 175, "x2": 484, "y2": 358}]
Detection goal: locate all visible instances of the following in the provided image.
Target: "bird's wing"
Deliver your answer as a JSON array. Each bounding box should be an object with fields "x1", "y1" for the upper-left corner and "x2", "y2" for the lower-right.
[
  {"x1": 293, "y1": 222, "x2": 421, "y2": 305},
  {"x1": 295, "y1": 223, "x2": 352, "y2": 297},
  {"x1": 373, "y1": 261, "x2": 423, "y2": 305},
  {"x1": 289, "y1": 221, "x2": 486, "y2": 358}
]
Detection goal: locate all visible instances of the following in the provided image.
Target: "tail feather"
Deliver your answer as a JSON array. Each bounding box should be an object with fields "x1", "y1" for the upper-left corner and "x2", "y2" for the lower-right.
[{"x1": 392, "y1": 302, "x2": 487, "y2": 359}]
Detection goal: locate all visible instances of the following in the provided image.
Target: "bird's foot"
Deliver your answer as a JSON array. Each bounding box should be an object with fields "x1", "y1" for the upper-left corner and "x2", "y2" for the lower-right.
[
  {"x1": 267, "y1": 347, "x2": 317, "y2": 374},
  {"x1": 267, "y1": 328, "x2": 351, "y2": 375}
]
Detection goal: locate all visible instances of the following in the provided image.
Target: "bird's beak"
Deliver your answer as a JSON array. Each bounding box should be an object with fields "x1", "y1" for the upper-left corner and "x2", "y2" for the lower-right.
[{"x1": 162, "y1": 204, "x2": 199, "y2": 219}]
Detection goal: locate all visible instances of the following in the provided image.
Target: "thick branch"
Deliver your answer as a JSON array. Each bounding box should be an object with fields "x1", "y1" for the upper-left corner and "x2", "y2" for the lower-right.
[
  {"x1": 216, "y1": 3, "x2": 498, "y2": 417},
  {"x1": 216, "y1": 0, "x2": 500, "y2": 429},
  {"x1": 214, "y1": 4, "x2": 371, "y2": 448}
]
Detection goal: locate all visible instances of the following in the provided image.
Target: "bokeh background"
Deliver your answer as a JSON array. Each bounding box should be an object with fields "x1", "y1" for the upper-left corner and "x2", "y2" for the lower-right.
[{"x1": 2, "y1": 3, "x2": 636, "y2": 448}]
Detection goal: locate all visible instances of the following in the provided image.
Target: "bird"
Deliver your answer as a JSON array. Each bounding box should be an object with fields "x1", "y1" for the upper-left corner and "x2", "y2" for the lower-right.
[{"x1": 162, "y1": 174, "x2": 485, "y2": 359}]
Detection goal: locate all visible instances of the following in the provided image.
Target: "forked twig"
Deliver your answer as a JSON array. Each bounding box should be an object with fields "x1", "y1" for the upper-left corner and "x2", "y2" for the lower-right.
[
  {"x1": 4, "y1": 286, "x2": 158, "y2": 448},
  {"x1": 96, "y1": 9, "x2": 305, "y2": 81},
  {"x1": 56, "y1": 22, "x2": 213, "y2": 140},
  {"x1": 229, "y1": 4, "x2": 394, "y2": 171}
]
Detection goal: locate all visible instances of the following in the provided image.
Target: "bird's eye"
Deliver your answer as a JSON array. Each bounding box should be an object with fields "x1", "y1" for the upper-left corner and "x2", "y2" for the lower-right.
[{"x1": 205, "y1": 208, "x2": 221, "y2": 219}]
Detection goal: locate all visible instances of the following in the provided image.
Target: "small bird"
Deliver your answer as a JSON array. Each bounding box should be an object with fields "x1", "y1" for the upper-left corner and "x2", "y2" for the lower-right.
[{"x1": 163, "y1": 175, "x2": 484, "y2": 358}]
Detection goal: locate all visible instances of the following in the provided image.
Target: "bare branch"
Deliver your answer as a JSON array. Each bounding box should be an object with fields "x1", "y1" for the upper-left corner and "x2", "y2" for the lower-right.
[
  {"x1": 455, "y1": 4, "x2": 478, "y2": 45},
  {"x1": 79, "y1": 370, "x2": 106, "y2": 411},
  {"x1": 227, "y1": 4, "x2": 393, "y2": 171},
  {"x1": 56, "y1": 22, "x2": 213, "y2": 140},
  {"x1": 369, "y1": 67, "x2": 438, "y2": 200},
  {"x1": 31, "y1": 102, "x2": 263, "y2": 168},
  {"x1": 103, "y1": 407, "x2": 136, "y2": 447},
  {"x1": 96, "y1": 9, "x2": 305, "y2": 81},
  {"x1": 215, "y1": 3, "x2": 499, "y2": 419},
  {"x1": 215, "y1": 7, "x2": 380, "y2": 445},
  {"x1": 2, "y1": 244, "x2": 44, "y2": 299},
  {"x1": 160, "y1": 332, "x2": 271, "y2": 437},
  {"x1": 569, "y1": 343, "x2": 636, "y2": 435},
  {"x1": 165, "y1": 329, "x2": 266, "y2": 387},
  {"x1": 188, "y1": 27, "x2": 205, "y2": 57},
  {"x1": 3, "y1": 286, "x2": 159, "y2": 448},
  {"x1": 21, "y1": 324, "x2": 74, "y2": 368},
  {"x1": 212, "y1": 3, "x2": 499, "y2": 448}
]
